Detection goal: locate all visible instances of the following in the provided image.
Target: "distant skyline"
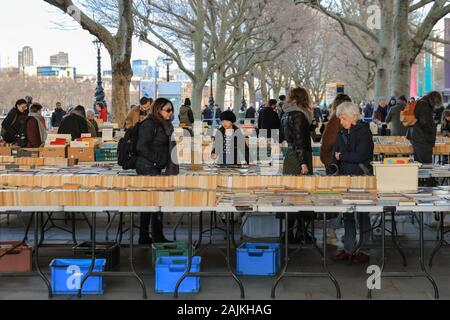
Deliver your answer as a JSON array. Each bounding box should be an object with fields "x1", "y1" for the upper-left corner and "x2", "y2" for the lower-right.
[{"x1": 0, "y1": 0, "x2": 161, "y2": 74}]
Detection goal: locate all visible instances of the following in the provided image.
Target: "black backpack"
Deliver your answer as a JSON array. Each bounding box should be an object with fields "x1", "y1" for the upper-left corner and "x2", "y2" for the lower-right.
[
  {"x1": 118, "y1": 118, "x2": 158, "y2": 170},
  {"x1": 117, "y1": 120, "x2": 144, "y2": 170}
]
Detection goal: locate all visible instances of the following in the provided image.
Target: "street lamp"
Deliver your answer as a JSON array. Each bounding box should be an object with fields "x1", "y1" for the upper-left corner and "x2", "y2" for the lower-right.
[
  {"x1": 93, "y1": 38, "x2": 106, "y2": 108},
  {"x1": 163, "y1": 56, "x2": 174, "y2": 82},
  {"x1": 209, "y1": 73, "x2": 215, "y2": 108}
]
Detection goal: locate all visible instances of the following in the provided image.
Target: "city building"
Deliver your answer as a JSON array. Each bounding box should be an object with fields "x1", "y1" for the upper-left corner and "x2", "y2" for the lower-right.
[
  {"x1": 50, "y1": 52, "x2": 69, "y2": 66},
  {"x1": 18, "y1": 46, "x2": 34, "y2": 69},
  {"x1": 37, "y1": 66, "x2": 76, "y2": 79},
  {"x1": 132, "y1": 59, "x2": 149, "y2": 79}
]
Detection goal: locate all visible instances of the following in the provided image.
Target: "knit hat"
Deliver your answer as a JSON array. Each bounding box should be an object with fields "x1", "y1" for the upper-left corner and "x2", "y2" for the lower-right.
[{"x1": 220, "y1": 110, "x2": 237, "y2": 123}]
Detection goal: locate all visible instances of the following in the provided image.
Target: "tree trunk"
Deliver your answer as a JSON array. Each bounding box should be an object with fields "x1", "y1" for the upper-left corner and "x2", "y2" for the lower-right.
[
  {"x1": 391, "y1": 0, "x2": 411, "y2": 98},
  {"x1": 111, "y1": 58, "x2": 132, "y2": 125},
  {"x1": 215, "y1": 69, "x2": 227, "y2": 110},
  {"x1": 374, "y1": 1, "x2": 393, "y2": 99},
  {"x1": 247, "y1": 76, "x2": 257, "y2": 108},
  {"x1": 191, "y1": 82, "x2": 205, "y2": 120},
  {"x1": 233, "y1": 76, "x2": 244, "y2": 114}
]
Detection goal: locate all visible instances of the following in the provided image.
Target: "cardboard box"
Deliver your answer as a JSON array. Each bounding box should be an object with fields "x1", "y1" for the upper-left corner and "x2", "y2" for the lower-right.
[
  {"x1": 0, "y1": 242, "x2": 33, "y2": 273},
  {"x1": 68, "y1": 147, "x2": 95, "y2": 162},
  {"x1": 39, "y1": 146, "x2": 68, "y2": 158},
  {"x1": 0, "y1": 146, "x2": 16, "y2": 156}
]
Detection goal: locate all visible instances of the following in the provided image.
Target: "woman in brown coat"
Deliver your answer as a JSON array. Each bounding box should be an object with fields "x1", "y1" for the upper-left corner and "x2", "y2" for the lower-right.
[{"x1": 320, "y1": 94, "x2": 352, "y2": 171}]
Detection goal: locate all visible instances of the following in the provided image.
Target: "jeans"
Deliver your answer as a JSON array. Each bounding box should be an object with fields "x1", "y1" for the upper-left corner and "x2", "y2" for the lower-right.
[{"x1": 343, "y1": 213, "x2": 371, "y2": 254}]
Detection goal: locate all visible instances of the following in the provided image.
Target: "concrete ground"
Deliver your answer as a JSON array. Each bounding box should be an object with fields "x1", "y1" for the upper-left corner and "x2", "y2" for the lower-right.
[{"x1": 1, "y1": 212, "x2": 450, "y2": 300}]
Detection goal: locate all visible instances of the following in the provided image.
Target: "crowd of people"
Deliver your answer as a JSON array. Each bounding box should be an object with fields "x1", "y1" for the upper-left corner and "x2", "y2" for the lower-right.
[
  {"x1": 1, "y1": 88, "x2": 447, "y2": 259},
  {"x1": 0, "y1": 97, "x2": 110, "y2": 147}
]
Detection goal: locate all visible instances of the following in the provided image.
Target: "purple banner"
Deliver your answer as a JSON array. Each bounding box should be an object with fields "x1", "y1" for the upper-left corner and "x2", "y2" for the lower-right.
[{"x1": 445, "y1": 18, "x2": 450, "y2": 96}]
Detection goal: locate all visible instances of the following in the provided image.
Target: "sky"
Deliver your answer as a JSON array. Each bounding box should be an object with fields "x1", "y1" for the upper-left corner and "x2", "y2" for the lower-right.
[
  {"x1": 0, "y1": 0, "x2": 161, "y2": 74},
  {"x1": 0, "y1": 1, "x2": 448, "y2": 75}
]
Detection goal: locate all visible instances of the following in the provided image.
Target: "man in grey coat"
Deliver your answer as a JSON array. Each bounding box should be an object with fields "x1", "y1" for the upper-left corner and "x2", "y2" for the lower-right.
[{"x1": 386, "y1": 95, "x2": 408, "y2": 136}]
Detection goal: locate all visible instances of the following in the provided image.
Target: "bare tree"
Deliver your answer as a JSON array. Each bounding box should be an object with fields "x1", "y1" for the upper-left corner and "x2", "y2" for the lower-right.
[
  {"x1": 135, "y1": 0, "x2": 298, "y2": 117},
  {"x1": 43, "y1": 0, "x2": 134, "y2": 124},
  {"x1": 297, "y1": 0, "x2": 450, "y2": 98}
]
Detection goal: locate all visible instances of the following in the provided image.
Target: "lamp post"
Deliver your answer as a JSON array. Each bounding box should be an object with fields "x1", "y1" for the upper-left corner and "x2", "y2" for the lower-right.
[
  {"x1": 163, "y1": 56, "x2": 174, "y2": 82},
  {"x1": 93, "y1": 38, "x2": 105, "y2": 108},
  {"x1": 209, "y1": 73, "x2": 215, "y2": 108}
]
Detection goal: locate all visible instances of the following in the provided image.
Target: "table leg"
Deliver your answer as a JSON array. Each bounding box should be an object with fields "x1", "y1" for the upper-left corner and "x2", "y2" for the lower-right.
[
  {"x1": 34, "y1": 212, "x2": 52, "y2": 298},
  {"x1": 271, "y1": 212, "x2": 289, "y2": 299},
  {"x1": 391, "y1": 211, "x2": 407, "y2": 267},
  {"x1": 369, "y1": 210, "x2": 385, "y2": 299},
  {"x1": 322, "y1": 212, "x2": 341, "y2": 299},
  {"x1": 419, "y1": 212, "x2": 439, "y2": 300},
  {"x1": 174, "y1": 212, "x2": 193, "y2": 299},
  {"x1": 78, "y1": 212, "x2": 97, "y2": 298},
  {"x1": 129, "y1": 212, "x2": 147, "y2": 299},
  {"x1": 429, "y1": 212, "x2": 446, "y2": 268},
  {"x1": 225, "y1": 212, "x2": 245, "y2": 299}
]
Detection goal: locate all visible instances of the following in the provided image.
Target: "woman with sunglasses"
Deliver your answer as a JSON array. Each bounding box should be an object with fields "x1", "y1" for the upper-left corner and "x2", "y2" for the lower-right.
[{"x1": 136, "y1": 97, "x2": 179, "y2": 244}]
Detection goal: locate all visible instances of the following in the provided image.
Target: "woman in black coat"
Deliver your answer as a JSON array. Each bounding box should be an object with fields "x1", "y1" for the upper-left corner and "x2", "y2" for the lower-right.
[
  {"x1": 281, "y1": 87, "x2": 316, "y2": 244},
  {"x1": 281, "y1": 87, "x2": 315, "y2": 176},
  {"x1": 332, "y1": 102, "x2": 374, "y2": 264},
  {"x1": 136, "y1": 98, "x2": 179, "y2": 244}
]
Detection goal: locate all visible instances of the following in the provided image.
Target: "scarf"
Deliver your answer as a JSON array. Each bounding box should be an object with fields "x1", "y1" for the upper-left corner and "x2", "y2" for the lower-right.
[
  {"x1": 29, "y1": 112, "x2": 47, "y2": 144},
  {"x1": 283, "y1": 102, "x2": 314, "y2": 125}
]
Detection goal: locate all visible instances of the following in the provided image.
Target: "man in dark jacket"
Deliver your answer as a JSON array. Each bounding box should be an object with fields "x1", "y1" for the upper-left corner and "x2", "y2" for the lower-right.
[
  {"x1": 363, "y1": 102, "x2": 374, "y2": 121},
  {"x1": 258, "y1": 99, "x2": 281, "y2": 140},
  {"x1": 1, "y1": 99, "x2": 29, "y2": 144},
  {"x1": 245, "y1": 105, "x2": 256, "y2": 124},
  {"x1": 407, "y1": 91, "x2": 442, "y2": 164},
  {"x1": 313, "y1": 105, "x2": 323, "y2": 123},
  {"x1": 58, "y1": 105, "x2": 89, "y2": 140},
  {"x1": 386, "y1": 95, "x2": 408, "y2": 136},
  {"x1": 202, "y1": 105, "x2": 213, "y2": 126},
  {"x1": 51, "y1": 102, "x2": 67, "y2": 128}
]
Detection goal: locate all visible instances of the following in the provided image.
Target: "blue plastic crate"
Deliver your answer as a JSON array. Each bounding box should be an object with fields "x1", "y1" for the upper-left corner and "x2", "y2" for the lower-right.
[
  {"x1": 155, "y1": 256, "x2": 201, "y2": 294},
  {"x1": 50, "y1": 259, "x2": 106, "y2": 295},
  {"x1": 237, "y1": 243, "x2": 281, "y2": 276}
]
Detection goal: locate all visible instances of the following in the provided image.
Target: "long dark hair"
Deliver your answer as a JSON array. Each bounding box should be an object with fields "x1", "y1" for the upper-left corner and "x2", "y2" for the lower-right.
[
  {"x1": 150, "y1": 98, "x2": 174, "y2": 124},
  {"x1": 331, "y1": 94, "x2": 352, "y2": 112},
  {"x1": 287, "y1": 87, "x2": 312, "y2": 112}
]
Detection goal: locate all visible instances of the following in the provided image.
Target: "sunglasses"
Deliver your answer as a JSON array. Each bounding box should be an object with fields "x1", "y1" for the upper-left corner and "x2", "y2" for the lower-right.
[{"x1": 162, "y1": 108, "x2": 174, "y2": 113}]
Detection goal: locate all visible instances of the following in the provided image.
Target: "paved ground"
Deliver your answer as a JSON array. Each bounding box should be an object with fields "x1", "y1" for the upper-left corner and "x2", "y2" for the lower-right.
[{"x1": 1, "y1": 212, "x2": 450, "y2": 300}]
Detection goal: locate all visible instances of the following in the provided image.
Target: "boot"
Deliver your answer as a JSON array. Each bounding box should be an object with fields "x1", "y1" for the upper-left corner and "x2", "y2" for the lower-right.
[
  {"x1": 139, "y1": 213, "x2": 153, "y2": 245},
  {"x1": 151, "y1": 215, "x2": 171, "y2": 243}
]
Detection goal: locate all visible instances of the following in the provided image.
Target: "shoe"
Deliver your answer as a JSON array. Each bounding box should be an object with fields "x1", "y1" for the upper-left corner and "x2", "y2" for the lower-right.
[
  {"x1": 333, "y1": 250, "x2": 351, "y2": 261},
  {"x1": 351, "y1": 252, "x2": 370, "y2": 264},
  {"x1": 138, "y1": 237, "x2": 153, "y2": 245}
]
